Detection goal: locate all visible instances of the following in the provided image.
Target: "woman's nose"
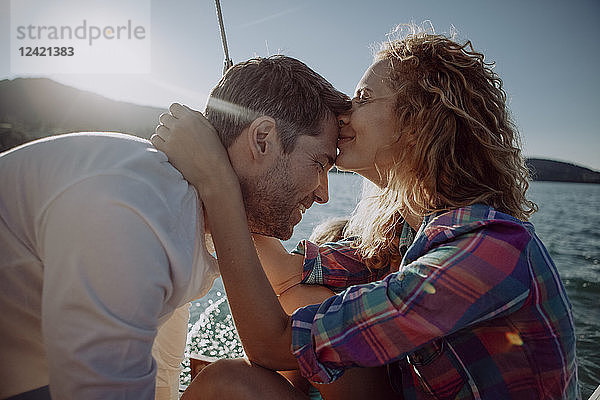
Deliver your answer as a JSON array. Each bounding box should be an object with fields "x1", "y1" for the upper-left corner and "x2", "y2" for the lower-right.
[{"x1": 337, "y1": 113, "x2": 351, "y2": 128}]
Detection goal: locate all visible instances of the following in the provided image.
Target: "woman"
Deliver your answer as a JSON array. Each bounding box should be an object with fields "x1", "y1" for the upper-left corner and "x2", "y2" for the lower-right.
[{"x1": 153, "y1": 28, "x2": 578, "y2": 399}]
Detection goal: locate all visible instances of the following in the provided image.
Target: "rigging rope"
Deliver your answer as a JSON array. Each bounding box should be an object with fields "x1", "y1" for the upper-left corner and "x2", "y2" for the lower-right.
[{"x1": 215, "y1": 0, "x2": 233, "y2": 75}]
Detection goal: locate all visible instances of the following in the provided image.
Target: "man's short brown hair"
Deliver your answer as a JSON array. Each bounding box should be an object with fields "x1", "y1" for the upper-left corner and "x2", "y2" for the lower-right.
[{"x1": 205, "y1": 55, "x2": 351, "y2": 153}]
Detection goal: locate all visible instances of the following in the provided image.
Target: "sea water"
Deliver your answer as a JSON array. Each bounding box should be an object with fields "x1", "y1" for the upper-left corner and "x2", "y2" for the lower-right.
[{"x1": 185, "y1": 175, "x2": 600, "y2": 397}]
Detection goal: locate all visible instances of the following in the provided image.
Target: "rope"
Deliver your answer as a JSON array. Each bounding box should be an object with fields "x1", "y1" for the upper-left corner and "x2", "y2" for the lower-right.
[{"x1": 215, "y1": 0, "x2": 233, "y2": 75}]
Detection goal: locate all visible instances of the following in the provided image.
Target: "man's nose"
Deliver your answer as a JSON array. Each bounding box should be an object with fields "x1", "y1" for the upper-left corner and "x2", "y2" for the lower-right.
[{"x1": 314, "y1": 172, "x2": 329, "y2": 204}]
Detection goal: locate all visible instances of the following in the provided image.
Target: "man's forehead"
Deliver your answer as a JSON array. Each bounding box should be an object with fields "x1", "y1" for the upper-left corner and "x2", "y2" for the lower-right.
[
  {"x1": 317, "y1": 117, "x2": 339, "y2": 158},
  {"x1": 288, "y1": 115, "x2": 337, "y2": 158},
  {"x1": 294, "y1": 128, "x2": 336, "y2": 162}
]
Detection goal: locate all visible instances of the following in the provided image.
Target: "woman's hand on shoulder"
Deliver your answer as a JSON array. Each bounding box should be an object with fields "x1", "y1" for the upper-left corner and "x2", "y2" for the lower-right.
[{"x1": 151, "y1": 103, "x2": 237, "y2": 196}]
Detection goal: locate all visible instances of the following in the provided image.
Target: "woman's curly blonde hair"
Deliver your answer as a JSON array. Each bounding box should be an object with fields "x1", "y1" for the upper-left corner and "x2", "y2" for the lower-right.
[{"x1": 345, "y1": 24, "x2": 537, "y2": 270}]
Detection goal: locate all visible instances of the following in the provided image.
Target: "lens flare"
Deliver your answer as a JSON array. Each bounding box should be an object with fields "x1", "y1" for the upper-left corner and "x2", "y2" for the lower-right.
[
  {"x1": 423, "y1": 282, "x2": 436, "y2": 294},
  {"x1": 505, "y1": 332, "x2": 524, "y2": 346},
  {"x1": 207, "y1": 97, "x2": 255, "y2": 120}
]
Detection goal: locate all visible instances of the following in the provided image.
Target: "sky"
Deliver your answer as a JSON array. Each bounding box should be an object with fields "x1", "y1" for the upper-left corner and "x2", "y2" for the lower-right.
[{"x1": 1, "y1": 0, "x2": 599, "y2": 170}]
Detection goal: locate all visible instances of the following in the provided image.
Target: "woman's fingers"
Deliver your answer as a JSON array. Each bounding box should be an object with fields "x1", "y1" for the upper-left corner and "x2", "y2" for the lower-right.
[
  {"x1": 180, "y1": 103, "x2": 205, "y2": 118},
  {"x1": 169, "y1": 103, "x2": 188, "y2": 119},
  {"x1": 159, "y1": 112, "x2": 177, "y2": 127},
  {"x1": 151, "y1": 123, "x2": 170, "y2": 149},
  {"x1": 150, "y1": 133, "x2": 165, "y2": 150},
  {"x1": 150, "y1": 103, "x2": 235, "y2": 190},
  {"x1": 165, "y1": 103, "x2": 218, "y2": 136},
  {"x1": 155, "y1": 123, "x2": 169, "y2": 137}
]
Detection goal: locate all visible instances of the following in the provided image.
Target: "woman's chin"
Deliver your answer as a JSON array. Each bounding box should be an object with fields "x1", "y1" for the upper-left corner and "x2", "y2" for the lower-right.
[
  {"x1": 335, "y1": 158, "x2": 385, "y2": 185},
  {"x1": 333, "y1": 160, "x2": 353, "y2": 173}
]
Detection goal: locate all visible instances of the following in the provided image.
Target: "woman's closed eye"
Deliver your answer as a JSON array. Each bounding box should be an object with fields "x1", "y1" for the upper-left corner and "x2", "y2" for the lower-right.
[{"x1": 353, "y1": 89, "x2": 372, "y2": 105}]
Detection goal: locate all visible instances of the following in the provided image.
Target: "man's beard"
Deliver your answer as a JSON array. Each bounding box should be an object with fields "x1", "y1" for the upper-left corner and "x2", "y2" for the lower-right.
[{"x1": 239, "y1": 156, "x2": 300, "y2": 240}]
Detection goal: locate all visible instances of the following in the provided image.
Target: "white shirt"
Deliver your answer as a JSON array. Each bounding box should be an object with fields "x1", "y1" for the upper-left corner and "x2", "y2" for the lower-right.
[{"x1": 0, "y1": 133, "x2": 219, "y2": 399}]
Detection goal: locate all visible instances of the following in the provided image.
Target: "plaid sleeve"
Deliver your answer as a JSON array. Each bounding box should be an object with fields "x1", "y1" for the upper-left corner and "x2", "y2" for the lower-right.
[
  {"x1": 291, "y1": 223, "x2": 532, "y2": 383},
  {"x1": 291, "y1": 239, "x2": 390, "y2": 291}
]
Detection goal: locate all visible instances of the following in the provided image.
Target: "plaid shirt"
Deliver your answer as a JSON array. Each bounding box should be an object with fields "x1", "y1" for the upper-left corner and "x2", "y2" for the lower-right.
[{"x1": 291, "y1": 204, "x2": 579, "y2": 399}]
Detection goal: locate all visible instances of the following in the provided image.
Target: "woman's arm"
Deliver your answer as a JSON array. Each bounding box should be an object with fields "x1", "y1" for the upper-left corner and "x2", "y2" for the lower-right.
[
  {"x1": 293, "y1": 239, "x2": 391, "y2": 289},
  {"x1": 252, "y1": 235, "x2": 304, "y2": 296},
  {"x1": 202, "y1": 178, "x2": 298, "y2": 369},
  {"x1": 152, "y1": 104, "x2": 297, "y2": 370}
]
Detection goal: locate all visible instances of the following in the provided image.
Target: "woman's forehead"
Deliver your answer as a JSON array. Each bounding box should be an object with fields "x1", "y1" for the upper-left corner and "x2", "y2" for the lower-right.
[{"x1": 355, "y1": 60, "x2": 394, "y2": 95}]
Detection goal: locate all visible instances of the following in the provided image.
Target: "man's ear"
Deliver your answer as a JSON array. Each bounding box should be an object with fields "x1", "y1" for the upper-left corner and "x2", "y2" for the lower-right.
[{"x1": 247, "y1": 116, "x2": 279, "y2": 160}]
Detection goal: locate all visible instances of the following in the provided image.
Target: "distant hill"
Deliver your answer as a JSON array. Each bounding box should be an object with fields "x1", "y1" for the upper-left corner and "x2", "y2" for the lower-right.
[
  {"x1": 0, "y1": 77, "x2": 165, "y2": 152},
  {"x1": 526, "y1": 158, "x2": 600, "y2": 184},
  {"x1": 1, "y1": 78, "x2": 598, "y2": 184}
]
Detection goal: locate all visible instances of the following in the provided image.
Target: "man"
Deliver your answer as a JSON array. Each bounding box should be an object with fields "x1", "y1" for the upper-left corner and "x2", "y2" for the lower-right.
[{"x1": 0, "y1": 55, "x2": 350, "y2": 399}]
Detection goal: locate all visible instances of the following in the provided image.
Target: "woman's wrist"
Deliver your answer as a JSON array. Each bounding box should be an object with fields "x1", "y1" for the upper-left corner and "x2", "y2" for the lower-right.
[{"x1": 192, "y1": 165, "x2": 239, "y2": 202}]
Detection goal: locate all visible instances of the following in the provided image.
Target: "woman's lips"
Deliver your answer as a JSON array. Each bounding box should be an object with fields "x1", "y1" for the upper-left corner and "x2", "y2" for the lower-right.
[{"x1": 337, "y1": 136, "x2": 355, "y2": 146}]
